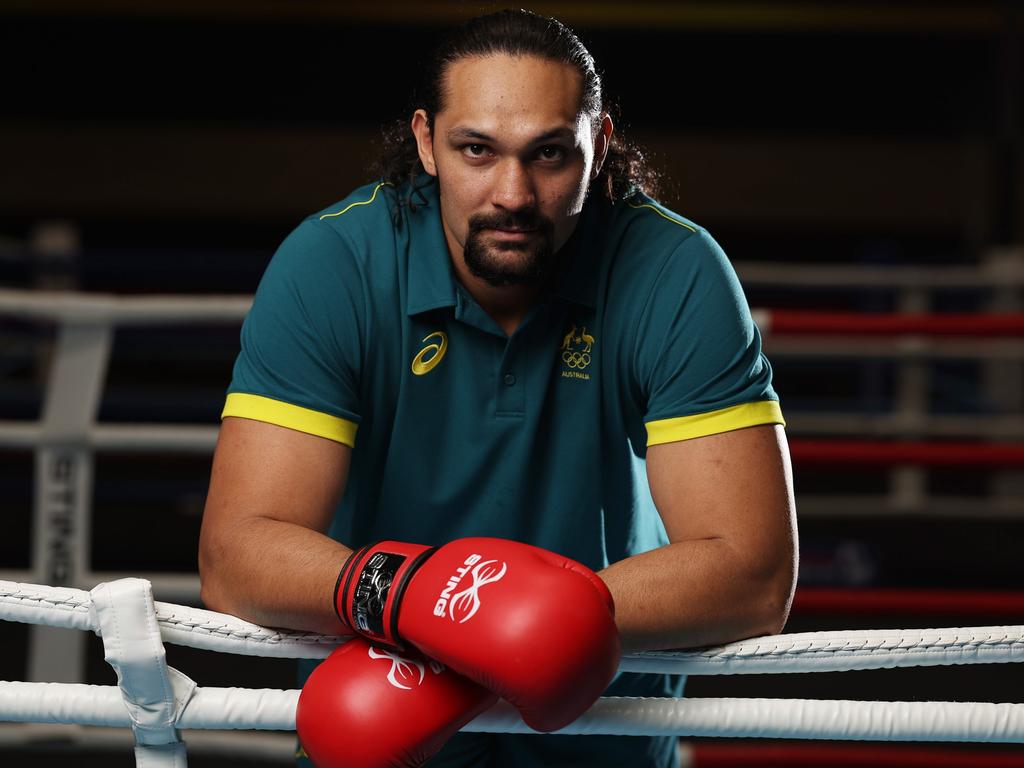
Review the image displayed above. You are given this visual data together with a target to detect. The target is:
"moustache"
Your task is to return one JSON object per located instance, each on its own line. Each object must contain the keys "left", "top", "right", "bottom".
{"left": 468, "top": 211, "right": 554, "bottom": 236}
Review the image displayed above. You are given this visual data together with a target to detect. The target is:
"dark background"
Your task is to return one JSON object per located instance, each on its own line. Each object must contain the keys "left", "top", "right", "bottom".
{"left": 1, "top": 1, "right": 1022, "bottom": 765}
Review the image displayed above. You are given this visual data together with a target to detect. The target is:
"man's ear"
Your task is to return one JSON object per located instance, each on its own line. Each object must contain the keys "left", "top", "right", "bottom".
{"left": 591, "top": 112, "right": 614, "bottom": 179}
{"left": 411, "top": 109, "right": 438, "bottom": 177}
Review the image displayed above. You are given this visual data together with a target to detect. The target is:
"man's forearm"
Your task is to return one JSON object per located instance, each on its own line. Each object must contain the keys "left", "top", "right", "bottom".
{"left": 599, "top": 538, "right": 796, "bottom": 653}
{"left": 200, "top": 520, "right": 793, "bottom": 646}
{"left": 199, "top": 516, "right": 352, "bottom": 636}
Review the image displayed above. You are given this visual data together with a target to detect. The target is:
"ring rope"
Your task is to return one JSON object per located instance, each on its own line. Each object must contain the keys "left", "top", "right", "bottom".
{"left": 467, "top": 698, "right": 1024, "bottom": 742}
{"left": 4, "top": 288, "right": 1023, "bottom": 337}
{"left": 759, "top": 310, "right": 1024, "bottom": 337}
{"left": 3, "top": 580, "right": 1023, "bottom": 674}
{"left": 794, "top": 588, "right": 1024, "bottom": 617}
{"left": 0, "top": 580, "right": 342, "bottom": 658}
{"left": 1, "top": 682, "right": 1022, "bottom": 743}
{"left": 1, "top": 578, "right": 1022, "bottom": 746}
{"left": 789, "top": 440, "right": 1024, "bottom": 467}
{"left": 0, "top": 681, "right": 298, "bottom": 731}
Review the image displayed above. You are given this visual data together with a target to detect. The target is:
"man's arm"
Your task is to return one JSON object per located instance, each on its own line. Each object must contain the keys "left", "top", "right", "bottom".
{"left": 198, "top": 416, "right": 353, "bottom": 635}
{"left": 599, "top": 424, "right": 797, "bottom": 652}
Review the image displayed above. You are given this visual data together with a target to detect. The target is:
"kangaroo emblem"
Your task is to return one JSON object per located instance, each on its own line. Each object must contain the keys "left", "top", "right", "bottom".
{"left": 560, "top": 325, "right": 576, "bottom": 351}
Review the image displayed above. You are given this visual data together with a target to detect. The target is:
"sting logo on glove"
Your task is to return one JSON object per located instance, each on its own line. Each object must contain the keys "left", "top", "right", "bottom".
{"left": 367, "top": 645, "right": 445, "bottom": 690}
{"left": 435, "top": 557, "right": 508, "bottom": 623}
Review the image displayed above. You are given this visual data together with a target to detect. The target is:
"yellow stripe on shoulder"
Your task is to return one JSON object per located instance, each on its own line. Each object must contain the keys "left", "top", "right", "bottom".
{"left": 646, "top": 401, "right": 785, "bottom": 446}
{"left": 318, "top": 182, "right": 392, "bottom": 221}
{"left": 222, "top": 393, "right": 358, "bottom": 447}
{"left": 627, "top": 200, "right": 698, "bottom": 232}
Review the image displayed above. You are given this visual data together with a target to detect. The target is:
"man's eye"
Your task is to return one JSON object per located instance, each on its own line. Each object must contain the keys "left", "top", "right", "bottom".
{"left": 463, "top": 144, "right": 488, "bottom": 157}
{"left": 538, "top": 146, "right": 566, "bottom": 161}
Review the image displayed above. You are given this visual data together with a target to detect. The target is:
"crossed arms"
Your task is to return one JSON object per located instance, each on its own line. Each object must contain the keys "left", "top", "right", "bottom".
{"left": 199, "top": 416, "right": 797, "bottom": 652}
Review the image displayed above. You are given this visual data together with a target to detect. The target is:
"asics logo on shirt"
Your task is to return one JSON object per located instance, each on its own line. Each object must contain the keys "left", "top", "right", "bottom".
{"left": 411, "top": 331, "right": 448, "bottom": 375}
{"left": 433, "top": 554, "right": 508, "bottom": 623}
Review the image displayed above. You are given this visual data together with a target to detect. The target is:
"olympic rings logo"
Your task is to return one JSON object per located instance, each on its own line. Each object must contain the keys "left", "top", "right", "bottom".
{"left": 561, "top": 350, "right": 591, "bottom": 369}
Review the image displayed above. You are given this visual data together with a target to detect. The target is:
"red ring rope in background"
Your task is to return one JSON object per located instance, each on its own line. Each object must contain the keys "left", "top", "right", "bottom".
{"left": 788, "top": 440, "right": 1024, "bottom": 467}
{"left": 761, "top": 310, "right": 1024, "bottom": 337}
{"left": 689, "top": 743, "right": 1024, "bottom": 767}
{"left": 793, "top": 588, "right": 1024, "bottom": 617}
{"left": 729, "top": 308, "right": 1024, "bottom": 760}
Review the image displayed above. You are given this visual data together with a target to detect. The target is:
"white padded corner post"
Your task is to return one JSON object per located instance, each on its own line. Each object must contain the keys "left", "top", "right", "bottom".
{"left": 90, "top": 578, "right": 197, "bottom": 767}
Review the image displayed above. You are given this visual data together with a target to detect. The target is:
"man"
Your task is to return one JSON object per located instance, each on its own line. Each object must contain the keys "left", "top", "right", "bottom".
{"left": 199, "top": 9, "right": 797, "bottom": 768}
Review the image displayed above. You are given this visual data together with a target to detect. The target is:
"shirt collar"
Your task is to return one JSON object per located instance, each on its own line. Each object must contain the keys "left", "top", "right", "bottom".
{"left": 405, "top": 179, "right": 459, "bottom": 317}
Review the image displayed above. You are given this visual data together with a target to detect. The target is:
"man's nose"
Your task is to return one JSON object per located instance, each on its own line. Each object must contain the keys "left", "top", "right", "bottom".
{"left": 492, "top": 159, "right": 536, "bottom": 211}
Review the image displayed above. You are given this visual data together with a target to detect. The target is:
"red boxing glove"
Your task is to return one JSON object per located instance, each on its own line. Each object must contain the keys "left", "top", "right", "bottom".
{"left": 335, "top": 537, "right": 620, "bottom": 732}
{"left": 296, "top": 638, "right": 497, "bottom": 768}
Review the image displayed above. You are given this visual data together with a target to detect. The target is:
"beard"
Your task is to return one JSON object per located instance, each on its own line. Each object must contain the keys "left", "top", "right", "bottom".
{"left": 462, "top": 209, "right": 556, "bottom": 288}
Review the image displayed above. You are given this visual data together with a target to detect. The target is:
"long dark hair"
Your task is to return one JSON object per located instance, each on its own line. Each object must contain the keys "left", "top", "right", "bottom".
{"left": 372, "top": 9, "right": 663, "bottom": 211}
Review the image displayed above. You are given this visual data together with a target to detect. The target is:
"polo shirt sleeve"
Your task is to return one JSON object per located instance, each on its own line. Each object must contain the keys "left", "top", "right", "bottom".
{"left": 222, "top": 219, "right": 364, "bottom": 448}
{"left": 637, "top": 228, "right": 784, "bottom": 446}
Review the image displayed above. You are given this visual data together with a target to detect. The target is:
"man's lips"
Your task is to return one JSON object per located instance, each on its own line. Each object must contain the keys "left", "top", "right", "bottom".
{"left": 484, "top": 227, "right": 538, "bottom": 239}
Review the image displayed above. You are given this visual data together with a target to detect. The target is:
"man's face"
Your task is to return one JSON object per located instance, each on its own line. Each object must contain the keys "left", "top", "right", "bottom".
{"left": 413, "top": 54, "right": 602, "bottom": 287}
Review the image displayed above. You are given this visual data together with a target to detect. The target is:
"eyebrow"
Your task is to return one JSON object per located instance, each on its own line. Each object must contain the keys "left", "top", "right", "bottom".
{"left": 446, "top": 126, "right": 577, "bottom": 144}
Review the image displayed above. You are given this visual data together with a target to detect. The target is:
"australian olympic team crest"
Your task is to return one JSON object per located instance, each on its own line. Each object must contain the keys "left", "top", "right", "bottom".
{"left": 559, "top": 323, "right": 595, "bottom": 381}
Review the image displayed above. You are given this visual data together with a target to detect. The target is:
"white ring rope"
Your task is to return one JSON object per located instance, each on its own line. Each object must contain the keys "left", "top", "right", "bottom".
{"left": 0, "top": 287, "right": 252, "bottom": 324}
{"left": 467, "top": 698, "right": 1024, "bottom": 742}
{"left": 0, "top": 580, "right": 342, "bottom": 658}
{"left": 622, "top": 625, "right": 1024, "bottom": 675}
{"left": 1, "top": 682, "right": 1022, "bottom": 743}
{"left": 3, "top": 580, "right": 1022, "bottom": 673}
{"left": 2, "top": 579, "right": 1023, "bottom": 746}
{"left": 0, "top": 682, "right": 299, "bottom": 731}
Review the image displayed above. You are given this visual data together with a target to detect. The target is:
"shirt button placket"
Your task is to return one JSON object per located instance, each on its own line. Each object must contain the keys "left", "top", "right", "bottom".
{"left": 496, "top": 345, "right": 524, "bottom": 416}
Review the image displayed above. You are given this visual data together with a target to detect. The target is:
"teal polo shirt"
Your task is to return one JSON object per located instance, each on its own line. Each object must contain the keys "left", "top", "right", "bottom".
{"left": 223, "top": 177, "right": 783, "bottom": 768}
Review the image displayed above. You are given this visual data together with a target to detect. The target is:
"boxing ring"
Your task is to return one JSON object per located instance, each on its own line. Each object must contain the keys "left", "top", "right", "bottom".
{"left": 1, "top": 261, "right": 1023, "bottom": 765}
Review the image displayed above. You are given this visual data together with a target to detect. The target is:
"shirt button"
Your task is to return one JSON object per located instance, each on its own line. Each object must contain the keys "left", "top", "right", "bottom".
{"left": 503, "top": 373, "right": 517, "bottom": 386}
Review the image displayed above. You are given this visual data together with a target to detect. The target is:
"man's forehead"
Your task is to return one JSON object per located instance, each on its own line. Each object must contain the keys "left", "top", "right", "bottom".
{"left": 436, "top": 53, "right": 586, "bottom": 129}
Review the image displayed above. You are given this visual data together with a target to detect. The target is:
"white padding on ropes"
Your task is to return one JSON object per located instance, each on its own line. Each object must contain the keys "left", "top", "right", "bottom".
{"left": 620, "top": 625, "right": 1024, "bottom": 675}
{"left": 467, "top": 697, "right": 1024, "bottom": 743}
{"left": 0, "top": 580, "right": 345, "bottom": 659}
{"left": 3, "top": 580, "right": 1023, "bottom": 674}
{"left": 0, "top": 682, "right": 299, "bottom": 731}
{"left": 2, "top": 682, "right": 1022, "bottom": 743}
{"left": 91, "top": 579, "right": 193, "bottom": 767}
{"left": 153, "top": 601, "right": 342, "bottom": 659}
{"left": 0, "top": 581, "right": 95, "bottom": 632}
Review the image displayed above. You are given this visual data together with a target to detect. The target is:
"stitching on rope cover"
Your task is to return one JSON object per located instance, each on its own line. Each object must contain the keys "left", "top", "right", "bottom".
{"left": 4, "top": 580, "right": 1023, "bottom": 671}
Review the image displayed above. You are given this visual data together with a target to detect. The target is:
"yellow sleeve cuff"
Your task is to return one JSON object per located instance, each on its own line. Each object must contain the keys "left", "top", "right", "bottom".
{"left": 221, "top": 392, "right": 358, "bottom": 447}
{"left": 645, "top": 400, "right": 785, "bottom": 446}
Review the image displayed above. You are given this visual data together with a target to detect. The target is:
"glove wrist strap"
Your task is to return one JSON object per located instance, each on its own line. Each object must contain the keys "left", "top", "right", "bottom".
{"left": 335, "top": 541, "right": 436, "bottom": 649}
